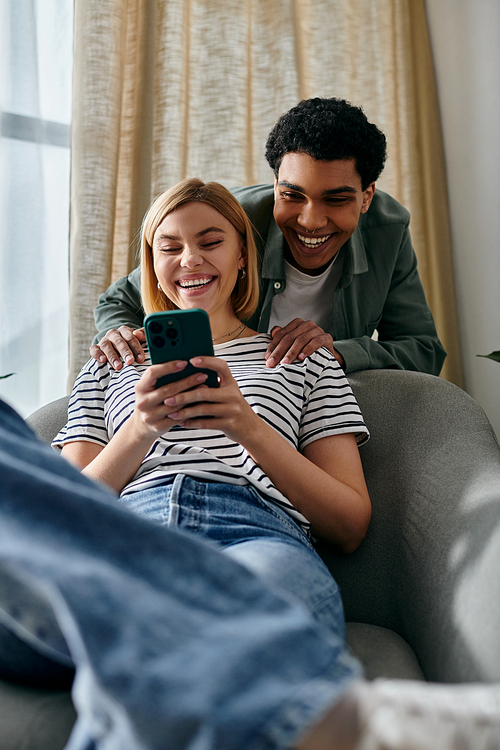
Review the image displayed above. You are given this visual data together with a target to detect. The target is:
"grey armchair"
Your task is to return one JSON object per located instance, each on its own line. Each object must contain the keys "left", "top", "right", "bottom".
{"left": 1, "top": 369, "right": 499, "bottom": 749}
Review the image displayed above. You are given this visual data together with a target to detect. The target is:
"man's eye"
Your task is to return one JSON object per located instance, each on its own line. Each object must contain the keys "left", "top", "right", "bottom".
{"left": 326, "top": 196, "right": 349, "bottom": 204}
{"left": 281, "top": 192, "right": 303, "bottom": 201}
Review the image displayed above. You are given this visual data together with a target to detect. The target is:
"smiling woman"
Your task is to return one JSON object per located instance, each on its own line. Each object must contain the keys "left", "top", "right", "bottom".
{"left": 54, "top": 178, "right": 371, "bottom": 658}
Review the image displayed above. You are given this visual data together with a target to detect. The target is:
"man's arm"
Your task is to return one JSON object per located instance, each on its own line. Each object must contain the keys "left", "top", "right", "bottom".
{"left": 90, "top": 267, "right": 146, "bottom": 369}
{"left": 93, "top": 266, "right": 144, "bottom": 344}
{"left": 333, "top": 227, "right": 446, "bottom": 376}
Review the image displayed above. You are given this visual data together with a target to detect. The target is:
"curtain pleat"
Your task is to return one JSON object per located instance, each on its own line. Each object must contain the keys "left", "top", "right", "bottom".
{"left": 69, "top": 0, "right": 462, "bottom": 386}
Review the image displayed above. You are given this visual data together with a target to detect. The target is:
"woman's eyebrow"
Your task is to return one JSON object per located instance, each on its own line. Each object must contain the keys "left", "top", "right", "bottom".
{"left": 156, "top": 227, "right": 225, "bottom": 241}
{"left": 196, "top": 226, "right": 225, "bottom": 237}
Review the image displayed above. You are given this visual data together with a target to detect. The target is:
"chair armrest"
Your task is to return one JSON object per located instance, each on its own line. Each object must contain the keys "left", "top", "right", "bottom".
{"left": 26, "top": 396, "right": 70, "bottom": 445}
{"left": 318, "top": 370, "right": 500, "bottom": 683}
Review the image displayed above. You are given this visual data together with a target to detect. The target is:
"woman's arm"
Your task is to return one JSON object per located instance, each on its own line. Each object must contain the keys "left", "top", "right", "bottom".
{"left": 61, "top": 362, "right": 211, "bottom": 493}
{"left": 243, "top": 425, "right": 370, "bottom": 552}
{"left": 165, "top": 356, "right": 371, "bottom": 552}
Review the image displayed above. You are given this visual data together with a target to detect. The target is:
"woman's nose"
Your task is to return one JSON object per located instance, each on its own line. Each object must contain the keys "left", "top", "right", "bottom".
{"left": 180, "top": 246, "right": 203, "bottom": 268}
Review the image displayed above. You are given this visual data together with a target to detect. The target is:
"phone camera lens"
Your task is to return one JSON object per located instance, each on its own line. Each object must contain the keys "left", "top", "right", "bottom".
{"left": 166, "top": 328, "right": 178, "bottom": 340}
{"left": 150, "top": 321, "right": 163, "bottom": 334}
{"left": 152, "top": 335, "right": 165, "bottom": 348}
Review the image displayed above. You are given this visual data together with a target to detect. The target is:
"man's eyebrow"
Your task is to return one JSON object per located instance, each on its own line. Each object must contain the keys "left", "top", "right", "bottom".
{"left": 277, "top": 181, "right": 304, "bottom": 192}
{"left": 323, "top": 186, "right": 358, "bottom": 196}
{"left": 277, "top": 180, "right": 357, "bottom": 195}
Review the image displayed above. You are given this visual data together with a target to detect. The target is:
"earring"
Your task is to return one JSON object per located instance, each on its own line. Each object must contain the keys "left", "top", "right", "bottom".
{"left": 238, "top": 268, "right": 246, "bottom": 279}
{"left": 157, "top": 282, "right": 162, "bottom": 291}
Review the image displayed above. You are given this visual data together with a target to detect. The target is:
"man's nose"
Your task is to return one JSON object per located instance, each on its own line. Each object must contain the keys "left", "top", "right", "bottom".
{"left": 297, "top": 202, "right": 328, "bottom": 231}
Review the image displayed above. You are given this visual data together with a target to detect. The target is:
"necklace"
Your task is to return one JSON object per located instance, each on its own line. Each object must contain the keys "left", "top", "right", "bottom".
{"left": 212, "top": 323, "right": 246, "bottom": 342}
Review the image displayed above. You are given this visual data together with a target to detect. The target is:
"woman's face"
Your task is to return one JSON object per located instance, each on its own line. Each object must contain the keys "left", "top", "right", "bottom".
{"left": 152, "top": 201, "right": 246, "bottom": 321}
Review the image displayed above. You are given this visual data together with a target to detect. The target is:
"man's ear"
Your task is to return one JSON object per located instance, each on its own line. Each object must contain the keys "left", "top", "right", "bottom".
{"left": 360, "top": 183, "right": 376, "bottom": 214}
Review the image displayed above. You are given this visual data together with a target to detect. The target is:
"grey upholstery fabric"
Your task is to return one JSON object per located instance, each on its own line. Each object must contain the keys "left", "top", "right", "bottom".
{"left": 26, "top": 395, "right": 71, "bottom": 446}
{"left": 319, "top": 370, "right": 500, "bottom": 684}
{"left": 0, "top": 679, "right": 76, "bottom": 750}
{"left": 9, "top": 369, "right": 499, "bottom": 748}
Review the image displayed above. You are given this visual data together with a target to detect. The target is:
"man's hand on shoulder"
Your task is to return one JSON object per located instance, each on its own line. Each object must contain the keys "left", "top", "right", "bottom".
{"left": 90, "top": 326, "right": 146, "bottom": 370}
{"left": 265, "top": 319, "right": 345, "bottom": 369}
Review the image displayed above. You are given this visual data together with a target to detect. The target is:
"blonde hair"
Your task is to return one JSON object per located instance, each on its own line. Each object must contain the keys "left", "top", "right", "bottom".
{"left": 140, "top": 178, "right": 260, "bottom": 320}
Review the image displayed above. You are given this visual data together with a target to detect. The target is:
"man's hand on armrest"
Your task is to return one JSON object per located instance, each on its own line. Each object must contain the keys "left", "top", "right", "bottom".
{"left": 90, "top": 326, "right": 146, "bottom": 370}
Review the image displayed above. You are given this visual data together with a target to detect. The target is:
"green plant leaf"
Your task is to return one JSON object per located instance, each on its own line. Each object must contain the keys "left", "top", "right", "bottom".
{"left": 0, "top": 373, "right": 15, "bottom": 380}
{"left": 477, "top": 351, "right": 500, "bottom": 363}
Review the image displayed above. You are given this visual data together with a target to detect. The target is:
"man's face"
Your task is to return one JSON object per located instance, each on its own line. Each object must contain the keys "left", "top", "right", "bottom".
{"left": 273, "top": 152, "right": 375, "bottom": 274}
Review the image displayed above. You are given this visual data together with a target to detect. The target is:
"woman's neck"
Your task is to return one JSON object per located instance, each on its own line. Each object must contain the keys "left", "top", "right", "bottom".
{"left": 208, "top": 310, "right": 258, "bottom": 344}
{"left": 211, "top": 318, "right": 246, "bottom": 343}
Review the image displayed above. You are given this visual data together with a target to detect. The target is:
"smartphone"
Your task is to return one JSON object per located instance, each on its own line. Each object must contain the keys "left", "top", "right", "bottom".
{"left": 144, "top": 309, "right": 219, "bottom": 389}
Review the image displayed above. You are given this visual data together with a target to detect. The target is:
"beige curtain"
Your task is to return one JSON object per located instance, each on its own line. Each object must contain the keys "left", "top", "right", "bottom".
{"left": 70, "top": 0, "right": 462, "bottom": 386}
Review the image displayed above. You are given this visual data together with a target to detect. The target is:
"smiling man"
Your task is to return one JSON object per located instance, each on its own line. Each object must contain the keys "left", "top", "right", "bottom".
{"left": 91, "top": 97, "right": 446, "bottom": 376}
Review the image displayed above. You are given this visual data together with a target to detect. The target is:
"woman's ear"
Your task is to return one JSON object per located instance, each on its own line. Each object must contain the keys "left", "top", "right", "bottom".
{"left": 238, "top": 241, "right": 247, "bottom": 270}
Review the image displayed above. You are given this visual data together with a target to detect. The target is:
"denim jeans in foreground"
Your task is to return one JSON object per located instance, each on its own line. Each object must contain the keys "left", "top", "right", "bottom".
{"left": 0, "top": 399, "right": 360, "bottom": 750}
{"left": 123, "top": 477, "right": 347, "bottom": 639}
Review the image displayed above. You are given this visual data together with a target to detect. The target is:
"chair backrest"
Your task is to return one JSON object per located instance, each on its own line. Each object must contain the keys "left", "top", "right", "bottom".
{"left": 27, "top": 370, "right": 500, "bottom": 683}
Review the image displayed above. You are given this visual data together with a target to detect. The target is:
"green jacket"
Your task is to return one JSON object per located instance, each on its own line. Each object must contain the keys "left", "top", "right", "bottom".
{"left": 94, "top": 184, "right": 446, "bottom": 375}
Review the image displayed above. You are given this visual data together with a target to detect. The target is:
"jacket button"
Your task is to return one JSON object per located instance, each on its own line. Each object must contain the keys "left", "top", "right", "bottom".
{"left": 274, "top": 281, "right": 281, "bottom": 290}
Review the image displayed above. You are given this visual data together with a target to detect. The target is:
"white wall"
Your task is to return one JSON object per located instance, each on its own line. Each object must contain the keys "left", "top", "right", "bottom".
{"left": 425, "top": 0, "right": 500, "bottom": 440}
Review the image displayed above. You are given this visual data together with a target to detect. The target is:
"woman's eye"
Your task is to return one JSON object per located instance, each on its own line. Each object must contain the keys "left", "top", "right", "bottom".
{"left": 159, "top": 246, "right": 180, "bottom": 253}
{"left": 202, "top": 240, "right": 222, "bottom": 248}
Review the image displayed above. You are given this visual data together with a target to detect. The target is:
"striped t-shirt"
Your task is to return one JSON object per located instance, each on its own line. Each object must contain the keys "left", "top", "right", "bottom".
{"left": 53, "top": 334, "right": 369, "bottom": 531}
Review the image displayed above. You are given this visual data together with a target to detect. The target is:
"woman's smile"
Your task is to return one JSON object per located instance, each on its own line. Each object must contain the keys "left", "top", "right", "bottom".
{"left": 175, "top": 274, "right": 218, "bottom": 293}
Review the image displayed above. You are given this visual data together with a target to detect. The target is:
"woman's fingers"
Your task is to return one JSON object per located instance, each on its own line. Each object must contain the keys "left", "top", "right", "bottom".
{"left": 135, "top": 362, "right": 211, "bottom": 429}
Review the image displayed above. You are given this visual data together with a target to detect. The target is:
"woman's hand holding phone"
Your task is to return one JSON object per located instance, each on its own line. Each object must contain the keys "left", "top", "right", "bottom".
{"left": 131, "top": 360, "right": 211, "bottom": 439}
{"left": 137, "top": 309, "right": 260, "bottom": 443}
{"left": 158, "top": 356, "right": 260, "bottom": 445}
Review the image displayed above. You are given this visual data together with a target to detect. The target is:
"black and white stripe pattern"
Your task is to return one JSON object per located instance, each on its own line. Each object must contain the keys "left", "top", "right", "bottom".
{"left": 53, "top": 334, "right": 368, "bottom": 530}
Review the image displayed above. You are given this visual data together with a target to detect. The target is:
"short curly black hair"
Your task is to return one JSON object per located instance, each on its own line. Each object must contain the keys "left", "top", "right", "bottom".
{"left": 265, "top": 97, "right": 387, "bottom": 190}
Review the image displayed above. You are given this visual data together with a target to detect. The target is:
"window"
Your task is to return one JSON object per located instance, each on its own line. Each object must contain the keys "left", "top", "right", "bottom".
{"left": 0, "top": 0, "right": 73, "bottom": 417}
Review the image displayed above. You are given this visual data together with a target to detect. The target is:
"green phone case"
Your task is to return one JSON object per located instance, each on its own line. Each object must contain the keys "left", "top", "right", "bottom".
{"left": 144, "top": 309, "right": 219, "bottom": 389}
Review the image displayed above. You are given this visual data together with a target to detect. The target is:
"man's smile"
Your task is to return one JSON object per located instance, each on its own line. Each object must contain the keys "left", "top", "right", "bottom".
{"left": 289, "top": 228, "right": 339, "bottom": 260}
{"left": 296, "top": 232, "right": 332, "bottom": 247}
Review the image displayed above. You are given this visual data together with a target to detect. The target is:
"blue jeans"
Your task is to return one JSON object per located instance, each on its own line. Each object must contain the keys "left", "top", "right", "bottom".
{"left": 0, "top": 399, "right": 360, "bottom": 750}
{"left": 122, "top": 477, "right": 346, "bottom": 639}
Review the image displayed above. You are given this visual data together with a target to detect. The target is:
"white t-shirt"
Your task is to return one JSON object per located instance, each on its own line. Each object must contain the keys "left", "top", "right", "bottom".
{"left": 268, "top": 248, "right": 345, "bottom": 333}
{"left": 53, "top": 334, "right": 368, "bottom": 532}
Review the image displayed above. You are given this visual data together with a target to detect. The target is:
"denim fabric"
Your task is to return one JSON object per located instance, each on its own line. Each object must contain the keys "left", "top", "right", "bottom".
{"left": 122, "top": 478, "right": 346, "bottom": 639}
{"left": 0, "top": 398, "right": 360, "bottom": 750}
